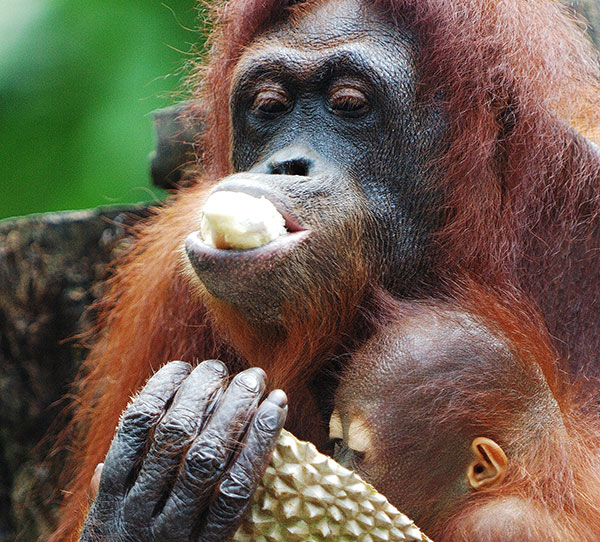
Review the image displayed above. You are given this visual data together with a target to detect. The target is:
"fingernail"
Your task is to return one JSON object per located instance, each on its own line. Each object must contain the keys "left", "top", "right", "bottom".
{"left": 267, "top": 389, "right": 287, "bottom": 408}
{"left": 237, "top": 369, "right": 264, "bottom": 391}
{"left": 202, "top": 359, "right": 228, "bottom": 376}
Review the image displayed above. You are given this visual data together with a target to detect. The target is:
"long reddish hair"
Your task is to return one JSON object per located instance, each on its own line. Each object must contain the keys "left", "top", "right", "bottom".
{"left": 442, "top": 291, "right": 600, "bottom": 542}
{"left": 52, "top": 0, "right": 600, "bottom": 540}
{"left": 359, "top": 287, "right": 600, "bottom": 541}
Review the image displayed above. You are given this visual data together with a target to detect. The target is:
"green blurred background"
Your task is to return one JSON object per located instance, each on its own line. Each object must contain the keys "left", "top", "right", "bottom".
{"left": 0, "top": 0, "right": 200, "bottom": 220}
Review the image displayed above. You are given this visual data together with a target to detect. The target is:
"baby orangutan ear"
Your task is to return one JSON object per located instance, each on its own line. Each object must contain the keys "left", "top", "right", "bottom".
{"left": 467, "top": 437, "right": 508, "bottom": 490}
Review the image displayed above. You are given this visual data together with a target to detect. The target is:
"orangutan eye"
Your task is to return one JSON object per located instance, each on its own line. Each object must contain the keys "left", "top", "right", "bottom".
{"left": 351, "top": 448, "right": 366, "bottom": 465}
{"left": 252, "top": 87, "right": 293, "bottom": 118}
{"left": 328, "top": 85, "right": 370, "bottom": 117}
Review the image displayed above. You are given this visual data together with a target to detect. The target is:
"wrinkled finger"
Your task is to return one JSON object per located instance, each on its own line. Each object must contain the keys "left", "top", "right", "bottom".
{"left": 125, "top": 360, "right": 228, "bottom": 519}
{"left": 153, "top": 368, "right": 267, "bottom": 538}
{"left": 100, "top": 361, "right": 192, "bottom": 496}
{"left": 199, "top": 390, "right": 288, "bottom": 542}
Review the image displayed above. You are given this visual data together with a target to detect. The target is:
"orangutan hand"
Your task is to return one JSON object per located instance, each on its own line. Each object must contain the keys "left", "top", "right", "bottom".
{"left": 80, "top": 360, "right": 287, "bottom": 542}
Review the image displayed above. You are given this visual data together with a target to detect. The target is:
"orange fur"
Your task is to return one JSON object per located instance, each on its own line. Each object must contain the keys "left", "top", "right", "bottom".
{"left": 355, "top": 290, "right": 600, "bottom": 541}
{"left": 52, "top": 0, "right": 600, "bottom": 540}
{"left": 440, "top": 297, "right": 600, "bottom": 542}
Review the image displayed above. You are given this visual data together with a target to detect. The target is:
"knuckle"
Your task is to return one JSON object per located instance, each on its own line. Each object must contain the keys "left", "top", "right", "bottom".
{"left": 119, "top": 405, "right": 161, "bottom": 437}
{"left": 254, "top": 408, "right": 282, "bottom": 434}
{"left": 127, "top": 397, "right": 164, "bottom": 422}
{"left": 221, "top": 469, "right": 255, "bottom": 499}
{"left": 154, "top": 411, "right": 198, "bottom": 443}
{"left": 185, "top": 437, "right": 227, "bottom": 481}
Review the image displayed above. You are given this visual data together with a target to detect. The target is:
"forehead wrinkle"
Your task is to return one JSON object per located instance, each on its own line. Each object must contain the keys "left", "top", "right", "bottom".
{"left": 248, "top": 15, "right": 413, "bottom": 56}
{"left": 280, "top": 0, "right": 403, "bottom": 45}
{"left": 232, "top": 38, "right": 414, "bottom": 92}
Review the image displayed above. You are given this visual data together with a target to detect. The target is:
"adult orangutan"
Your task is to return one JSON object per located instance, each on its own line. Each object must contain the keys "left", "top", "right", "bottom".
{"left": 53, "top": 0, "right": 600, "bottom": 540}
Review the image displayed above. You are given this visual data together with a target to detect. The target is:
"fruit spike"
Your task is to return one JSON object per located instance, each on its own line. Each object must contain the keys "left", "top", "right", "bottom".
{"left": 234, "top": 430, "right": 434, "bottom": 542}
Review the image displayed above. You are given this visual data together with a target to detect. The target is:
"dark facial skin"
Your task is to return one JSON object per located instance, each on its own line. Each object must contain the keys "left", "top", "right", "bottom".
{"left": 186, "top": 0, "right": 446, "bottom": 322}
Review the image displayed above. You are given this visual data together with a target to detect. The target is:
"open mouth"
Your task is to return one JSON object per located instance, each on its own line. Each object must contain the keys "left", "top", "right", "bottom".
{"left": 210, "top": 183, "right": 306, "bottom": 237}
{"left": 184, "top": 182, "right": 310, "bottom": 269}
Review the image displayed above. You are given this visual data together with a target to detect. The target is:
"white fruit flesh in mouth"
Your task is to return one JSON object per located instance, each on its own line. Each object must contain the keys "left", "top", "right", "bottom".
{"left": 200, "top": 191, "right": 287, "bottom": 250}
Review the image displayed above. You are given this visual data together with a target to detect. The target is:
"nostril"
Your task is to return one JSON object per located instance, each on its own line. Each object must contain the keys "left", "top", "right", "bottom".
{"left": 270, "top": 158, "right": 311, "bottom": 176}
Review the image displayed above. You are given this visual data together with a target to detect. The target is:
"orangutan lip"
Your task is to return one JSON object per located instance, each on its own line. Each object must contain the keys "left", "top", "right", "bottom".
{"left": 185, "top": 228, "right": 310, "bottom": 268}
{"left": 186, "top": 179, "right": 311, "bottom": 267}
{"left": 210, "top": 182, "right": 306, "bottom": 234}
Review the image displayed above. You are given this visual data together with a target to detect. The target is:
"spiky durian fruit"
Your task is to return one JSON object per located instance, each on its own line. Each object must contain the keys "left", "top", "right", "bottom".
{"left": 234, "top": 430, "right": 433, "bottom": 542}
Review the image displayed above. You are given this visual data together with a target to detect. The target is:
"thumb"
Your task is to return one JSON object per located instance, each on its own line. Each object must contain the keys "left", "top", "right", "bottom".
{"left": 89, "top": 463, "right": 104, "bottom": 501}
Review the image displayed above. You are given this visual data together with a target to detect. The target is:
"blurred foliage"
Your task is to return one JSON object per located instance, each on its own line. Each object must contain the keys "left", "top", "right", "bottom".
{"left": 0, "top": 0, "right": 200, "bottom": 220}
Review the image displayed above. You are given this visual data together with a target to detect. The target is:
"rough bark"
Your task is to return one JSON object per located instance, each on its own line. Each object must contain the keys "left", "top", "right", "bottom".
{"left": 0, "top": 206, "right": 150, "bottom": 542}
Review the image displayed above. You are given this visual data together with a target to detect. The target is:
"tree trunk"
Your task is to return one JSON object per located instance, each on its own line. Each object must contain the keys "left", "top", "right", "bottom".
{"left": 0, "top": 206, "right": 150, "bottom": 542}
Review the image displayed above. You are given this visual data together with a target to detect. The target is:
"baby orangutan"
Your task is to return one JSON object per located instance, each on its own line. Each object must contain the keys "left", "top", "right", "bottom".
{"left": 331, "top": 299, "right": 600, "bottom": 542}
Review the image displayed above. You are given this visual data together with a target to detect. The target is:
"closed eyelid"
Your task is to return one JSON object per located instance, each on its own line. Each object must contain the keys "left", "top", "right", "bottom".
{"left": 231, "top": 44, "right": 387, "bottom": 98}
{"left": 347, "top": 415, "right": 372, "bottom": 453}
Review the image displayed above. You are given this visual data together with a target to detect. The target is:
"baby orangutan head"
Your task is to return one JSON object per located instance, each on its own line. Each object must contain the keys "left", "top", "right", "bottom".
{"left": 330, "top": 301, "right": 591, "bottom": 541}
